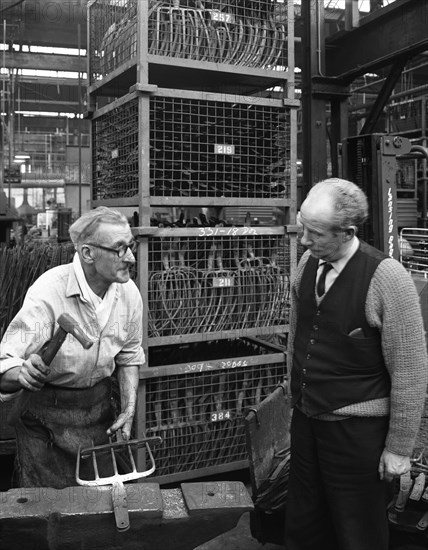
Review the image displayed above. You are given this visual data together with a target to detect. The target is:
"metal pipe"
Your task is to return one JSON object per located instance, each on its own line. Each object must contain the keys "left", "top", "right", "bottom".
{"left": 1, "top": 19, "right": 5, "bottom": 203}
{"left": 77, "top": 23, "right": 82, "bottom": 217}
{"left": 315, "top": 0, "right": 325, "bottom": 78}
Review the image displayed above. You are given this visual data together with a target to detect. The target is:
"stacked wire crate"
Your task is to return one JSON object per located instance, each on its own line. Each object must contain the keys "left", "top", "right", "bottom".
{"left": 87, "top": 0, "right": 298, "bottom": 483}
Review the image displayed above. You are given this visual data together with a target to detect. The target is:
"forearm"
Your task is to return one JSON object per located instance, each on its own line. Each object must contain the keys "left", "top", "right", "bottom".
{"left": 117, "top": 365, "right": 139, "bottom": 417}
{"left": 367, "top": 261, "right": 428, "bottom": 454}
{"left": 106, "top": 366, "right": 139, "bottom": 439}
{"left": 0, "top": 367, "right": 23, "bottom": 393}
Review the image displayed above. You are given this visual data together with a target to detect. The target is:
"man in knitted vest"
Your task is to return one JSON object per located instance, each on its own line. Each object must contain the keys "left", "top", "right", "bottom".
{"left": 285, "top": 178, "right": 428, "bottom": 550}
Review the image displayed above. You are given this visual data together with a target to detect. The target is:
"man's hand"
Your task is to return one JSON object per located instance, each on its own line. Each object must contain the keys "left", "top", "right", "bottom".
{"left": 107, "top": 408, "right": 135, "bottom": 441}
{"left": 378, "top": 448, "right": 411, "bottom": 482}
{"left": 18, "top": 354, "right": 50, "bottom": 391}
{"left": 0, "top": 354, "right": 50, "bottom": 393}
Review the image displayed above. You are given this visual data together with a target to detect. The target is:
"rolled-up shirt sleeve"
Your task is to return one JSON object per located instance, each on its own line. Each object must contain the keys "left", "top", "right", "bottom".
{"left": 0, "top": 350, "right": 24, "bottom": 401}
{"left": 0, "top": 295, "right": 53, "bottom": 401}
{"left": 114, "top": 290, "right": 145, "bottom": 368}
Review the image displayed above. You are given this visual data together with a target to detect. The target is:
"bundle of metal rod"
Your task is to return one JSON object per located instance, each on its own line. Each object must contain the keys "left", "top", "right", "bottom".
{"left": 148, "top": 236, "right": 203, "bottom": 337}
{"left": 147, "top": 234, "right": 289, "bottom": 338}
{"left": 0, "top": 243, "right": 75, "bottom": 340}
{"left": 147, "top": 0, "right": 287, "bottom": 69}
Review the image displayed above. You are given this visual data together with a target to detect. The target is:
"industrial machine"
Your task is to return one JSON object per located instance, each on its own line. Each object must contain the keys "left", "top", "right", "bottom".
{"left": 340, "top": 133, "right": 412, "bottom": 259}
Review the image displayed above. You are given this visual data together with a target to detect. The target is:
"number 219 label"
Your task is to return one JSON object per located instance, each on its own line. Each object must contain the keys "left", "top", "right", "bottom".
{"left": 215, "top": 144, "right": 235, "bottom": 155}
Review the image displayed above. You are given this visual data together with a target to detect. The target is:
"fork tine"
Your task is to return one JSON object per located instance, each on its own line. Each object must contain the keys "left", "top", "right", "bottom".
{"left": 109, "top": 436, "right": 119, "bottom": 475}
{"left": 127, "top": 442, "right": 138, "bottom": 473}
{"left": 76, "top": 445, "right": 82, "bottom": 482}
{"left": 91, "top": 440, "right": 100, "bottom": 480}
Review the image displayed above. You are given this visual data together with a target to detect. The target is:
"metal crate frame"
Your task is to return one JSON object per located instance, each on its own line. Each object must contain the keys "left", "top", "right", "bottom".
{"left": 91, "top": 88, "right": 297, "bottom": 208}
{"left": 133, "top": 225, "right": 295, "bottom": 347}
{"left": 135, "top": 338, "right": 286, "bottom": 484}
{"left": 88, "top": 0, "right": 293, "bottom": 94}
{"left": 87, "top": 0, "right": 298, "bottom": 483}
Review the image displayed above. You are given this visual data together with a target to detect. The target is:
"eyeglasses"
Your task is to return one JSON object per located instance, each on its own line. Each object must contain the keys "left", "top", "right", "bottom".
{"left": 85, "top": 240, "right": 138, "bottom": 258}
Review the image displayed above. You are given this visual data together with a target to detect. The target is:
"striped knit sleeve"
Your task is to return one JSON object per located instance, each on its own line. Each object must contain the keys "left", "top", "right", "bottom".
{"left": 366, "top": 259, "right": 428, "bottom": 456}
{"left": 287, "top": 251, "right": 311, "bottom": 384}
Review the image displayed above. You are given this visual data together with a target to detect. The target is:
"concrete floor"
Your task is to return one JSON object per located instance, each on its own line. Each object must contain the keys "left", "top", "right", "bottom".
{"left": 194, "top": 513, "right": 283, "bottom": 550}
{"left": 194, "top": 512, "right": 428, "bottom": 550}
{"left": 1, "top": 455, "right": 427, "bottom": 550}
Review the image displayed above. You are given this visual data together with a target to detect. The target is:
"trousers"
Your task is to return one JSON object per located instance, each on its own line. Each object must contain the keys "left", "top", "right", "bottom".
{"left": 285, "top": 408, "right": 391, "bottom": 550}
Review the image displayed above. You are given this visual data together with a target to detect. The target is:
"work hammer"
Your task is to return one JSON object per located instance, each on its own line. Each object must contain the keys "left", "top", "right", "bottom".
{"left": 8, "top": 312, "right": 94, "bottom": 426}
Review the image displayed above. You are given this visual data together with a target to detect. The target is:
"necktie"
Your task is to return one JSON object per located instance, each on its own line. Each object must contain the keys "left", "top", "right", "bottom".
{"left": 317, "top": 262, "right": 333, "bottom": 297}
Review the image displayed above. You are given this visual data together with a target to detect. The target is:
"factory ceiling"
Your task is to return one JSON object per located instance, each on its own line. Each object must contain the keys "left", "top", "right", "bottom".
{"left": 0, "top": 0, "right": 427, "bottom": 116}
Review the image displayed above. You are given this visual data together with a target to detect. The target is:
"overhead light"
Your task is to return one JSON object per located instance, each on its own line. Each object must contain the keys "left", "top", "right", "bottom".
{"left": 14, "top": 154, "right": 30, "bottom": 160}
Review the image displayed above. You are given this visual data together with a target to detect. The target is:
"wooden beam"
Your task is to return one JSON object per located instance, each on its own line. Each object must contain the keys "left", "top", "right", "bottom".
{"left": 3, "top": 52, "right": 86, "bottom": 73}
{"left": 326, "top": 0, "right": 428, "bottom": 81}
{"left": 17, "top": 100, "right": 80, "bottom": 112}
{"left": 11, "top": 76, "right": 81, "bottom": 87}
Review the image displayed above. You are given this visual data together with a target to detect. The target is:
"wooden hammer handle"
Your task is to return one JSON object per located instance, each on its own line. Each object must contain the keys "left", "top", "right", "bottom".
{"left": 38, "top": 326, "right": 68, "bottom": 366}
{"left": 7, "top": 326, "right": 68, "bottom": 427}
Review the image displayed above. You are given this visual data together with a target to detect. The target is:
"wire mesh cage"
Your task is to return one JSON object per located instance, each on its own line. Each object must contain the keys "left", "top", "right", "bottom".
{"left": 146, "top": 229, "right": 290, "bottom": 342}
{"left": 92, "top": 92, "right": 291, "bottom": 201}
{"left": 89, "top": 0, "right": 289, "bottom": 85}
{"left": 150, "top": 94, "right": 291, "bottom": 199}
{"left": 92, "top": 96, "right": 139, "bottom": 200}
{"left": 148, "top": 0, "right": 288, "bottom": 68}
{"left": 400, "top": 228, "right": 428, "bottom": 274}
{"left": 142, "top": 338, "right": 286, "bottom": 480}
{"left": 386, "top": 99, "right": 423, "bottom": 133}
{"left": 89, "top": 0, "right": 138, "bottom": 84}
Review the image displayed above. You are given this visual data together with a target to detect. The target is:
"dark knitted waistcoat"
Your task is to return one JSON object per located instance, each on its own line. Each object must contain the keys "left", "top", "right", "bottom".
{"left": 291, "top": 241, "right": 391, "bottom": 416}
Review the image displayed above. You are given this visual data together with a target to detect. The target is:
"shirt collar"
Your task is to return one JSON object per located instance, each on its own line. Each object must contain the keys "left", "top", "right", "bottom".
{"left": 72, "top": 252, "right": 103, "bottom": 306}
{"left": 67, "top": 253, "right": 115, "bottom": 305}
{"left": 66, "top": 254, "right": 83, "bottom": 298}
{"left": 319, "top": 236, "right": 360, "bottom": 275}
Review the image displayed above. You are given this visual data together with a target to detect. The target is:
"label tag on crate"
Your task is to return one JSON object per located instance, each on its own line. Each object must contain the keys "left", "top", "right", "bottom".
{"left": 211, "top": 410, "right": 232, "bottom": 422}
{"left": 213, "top": 276, "right": 235, "bottom": 288}
{"left": 214, "top": 144, "right": 235, "bottom": 155}
{"left": 208, "top": 11, "right": 235, "bottom": 24}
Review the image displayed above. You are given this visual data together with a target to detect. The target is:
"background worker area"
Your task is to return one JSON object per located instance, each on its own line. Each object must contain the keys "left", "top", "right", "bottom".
{"left": 285, "top": 178, "right": 428, "bottom": 550}
{"left": 0, "top": 207, "right": 144, "bottom": 489}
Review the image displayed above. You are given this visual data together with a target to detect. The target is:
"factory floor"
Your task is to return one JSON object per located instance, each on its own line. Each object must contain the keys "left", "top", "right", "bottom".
{"left": 194, "top": 511, "right": 428, "bottom": 550}
{"left": 194, "top": 512, "right": 283, "bottom": 550}
{"left": 0, "top": 455, "right": 426, "bottom": 550}
{"left": 191, "top": 469, "right": 428, "bottom": 550}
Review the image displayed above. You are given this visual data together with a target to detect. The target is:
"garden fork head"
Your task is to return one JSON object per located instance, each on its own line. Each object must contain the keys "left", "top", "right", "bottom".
{"left": 76, "top": 435, "right": 162, "bottom": 532}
